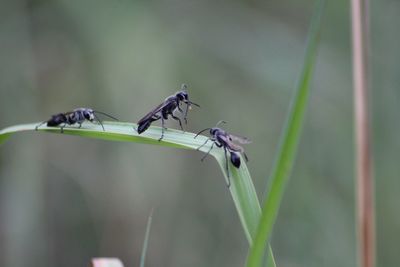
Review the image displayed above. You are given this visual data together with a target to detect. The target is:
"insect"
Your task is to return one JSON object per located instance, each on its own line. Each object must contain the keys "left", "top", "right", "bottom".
{"left": 136, "top": 84, "right": 200, "bottom": 141}
{"left": 194, "top": 121, "right": 251, "bottom": 187}
{"left": 35, "top": 108, "right": 118, "bottom": 133}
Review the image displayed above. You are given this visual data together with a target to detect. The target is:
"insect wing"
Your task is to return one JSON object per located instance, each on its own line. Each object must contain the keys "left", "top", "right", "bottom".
{"left": 62, "top": 111, "right": 74, "bottom": 116}
{"left": 72, "top": 108, "right": 86, "bottom": 113}
{"left": 228, "top": 134, "right": 252, "bottom": 144}
{"left": 219, "top": 134, "right": 245, "bottom": 153}
{"left": 137, "top": 102, "right": 166, "bottom": 124}
{"left": 62, "top": 111, "right": 76, "bottom": 120}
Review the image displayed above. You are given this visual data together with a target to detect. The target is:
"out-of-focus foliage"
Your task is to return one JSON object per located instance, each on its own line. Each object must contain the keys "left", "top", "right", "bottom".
{"left": 91, "top": 258, "right": 124, "bottom": 267}
{"left": 0, "top": 0, "right": 398, "bottom": 267}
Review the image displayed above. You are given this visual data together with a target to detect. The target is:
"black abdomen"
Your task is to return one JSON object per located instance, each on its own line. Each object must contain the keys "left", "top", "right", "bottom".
{"left": 230, "top": 152, "right": 241, "bottom": 168}
{"left": 137, "top": 120, "right": 152, "bottom": 134}
{"left": 47, "top": 113, "right": 67, "bottom": 127}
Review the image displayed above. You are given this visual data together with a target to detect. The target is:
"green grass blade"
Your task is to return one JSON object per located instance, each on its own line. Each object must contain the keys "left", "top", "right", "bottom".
{"left": 0, "top": 122, "right": 196, "bottom": 149}
{"left": 0, "top": 121, "right": 265, "bottom": 248}
{"left": 140, "top": 209, "right": 154, "bottom": 267}
{"left": 215, "top": 154, "right": 261, "bottom": 243}
{"left": 246, "top": 1, "right": 325, "bottom": 266}
{"left": 266, "top": 246, "right": 277, "bottom": 267}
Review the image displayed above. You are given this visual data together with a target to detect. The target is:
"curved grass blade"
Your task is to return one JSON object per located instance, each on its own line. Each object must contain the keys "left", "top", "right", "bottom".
{"left": 0, "top": 121, "right": 266, "bottom": 249}
{"left": 246, "top": 1, "right": 325, "bottom": 266}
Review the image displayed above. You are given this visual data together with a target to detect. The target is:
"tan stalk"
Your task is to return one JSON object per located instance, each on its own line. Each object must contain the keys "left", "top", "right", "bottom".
{"left": 351, "top": 0, "right": 375, "bottom": 267}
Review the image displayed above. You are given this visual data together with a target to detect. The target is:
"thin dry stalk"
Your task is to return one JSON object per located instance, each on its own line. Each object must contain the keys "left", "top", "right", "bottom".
{"left": 351, "top": 0, "right": 375, "bottom": 267}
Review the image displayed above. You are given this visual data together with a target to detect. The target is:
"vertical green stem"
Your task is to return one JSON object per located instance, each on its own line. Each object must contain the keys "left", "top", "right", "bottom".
{"left": 246, "top": 1, "right": 324, "bottom": 266}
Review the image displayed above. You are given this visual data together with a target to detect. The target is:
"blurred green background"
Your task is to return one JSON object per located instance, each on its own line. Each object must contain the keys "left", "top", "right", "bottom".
{"left": 0, "top": 0, "right": 399, "bottom": 266}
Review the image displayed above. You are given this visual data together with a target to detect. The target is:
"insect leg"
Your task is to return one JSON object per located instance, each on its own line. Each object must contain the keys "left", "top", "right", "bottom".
{"left": 78, "top": 122, "right": 82, "bottom": 129}
{"left": 35, "top": 121, "right": 47, "bottom": 131}
{"left": 184, "top": 103, "right": 189, "bottom": 124}
{"left": 177, "top": 105, "right": 184, "bottom": 114}
{"left": 60, "top": 123, "right": 66, "bottom": 133}
{"left": 158, "top": 117, "right": 165, "bottom": 141}
{"left": 171, "top": 115, "right": 184, "bottom": 131}
{"left": 243, "top": 152, "right": 249, "bottom": 162}
{"left": 196, "top": 138, "right": 210, "bottom": 151}
{"left": 224, "top": 147, "right": 231, "bottom": 187}
{"left": 93, "top": 113, "right": 105, "bottom": 131}
{"left": 177, "top": 105, "right": 188, "bottom": 125}
{"left": 201, "top": 142, "right": 215, "bottom": 161}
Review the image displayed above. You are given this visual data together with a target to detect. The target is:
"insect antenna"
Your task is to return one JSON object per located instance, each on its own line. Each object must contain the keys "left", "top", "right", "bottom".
{"left": 187, "top": 101, "right": 200, "bottom": 107}
{"left": 216, "top": 120, "right": 227, "bottom": 127}
{"left": 194, "top": 128, "right": 211, "bottom": 138}
{"left": 93, "top": 111, "right": 119, "bottom": 121}
{"left": 181, "top": 84, "right": 188, "bottom": 91}
{"left": 92, "top": 113, "right": 105, "bottom": 131}
{"left": 183, "top": 100, "right": 200, "bottom": 125}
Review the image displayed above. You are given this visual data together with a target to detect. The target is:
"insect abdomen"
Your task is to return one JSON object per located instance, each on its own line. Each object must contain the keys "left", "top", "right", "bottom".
{"left": 47, "top": 114, "right": 66, "bottom": 126}
{"left": 137, "top": 120, "right": 152, "bottom": 134}
{"left": 230, "top": 152, "right": 241, "bottom": 168}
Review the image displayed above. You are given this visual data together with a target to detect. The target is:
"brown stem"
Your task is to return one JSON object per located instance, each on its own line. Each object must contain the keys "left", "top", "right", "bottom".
{"left": 351, "top": 0, "right": 375, "bottom": 267}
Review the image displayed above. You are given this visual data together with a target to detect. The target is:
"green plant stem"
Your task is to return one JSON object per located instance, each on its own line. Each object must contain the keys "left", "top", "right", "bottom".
{"left": 246, "top": 1, "right": 324, "bottom": 266}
